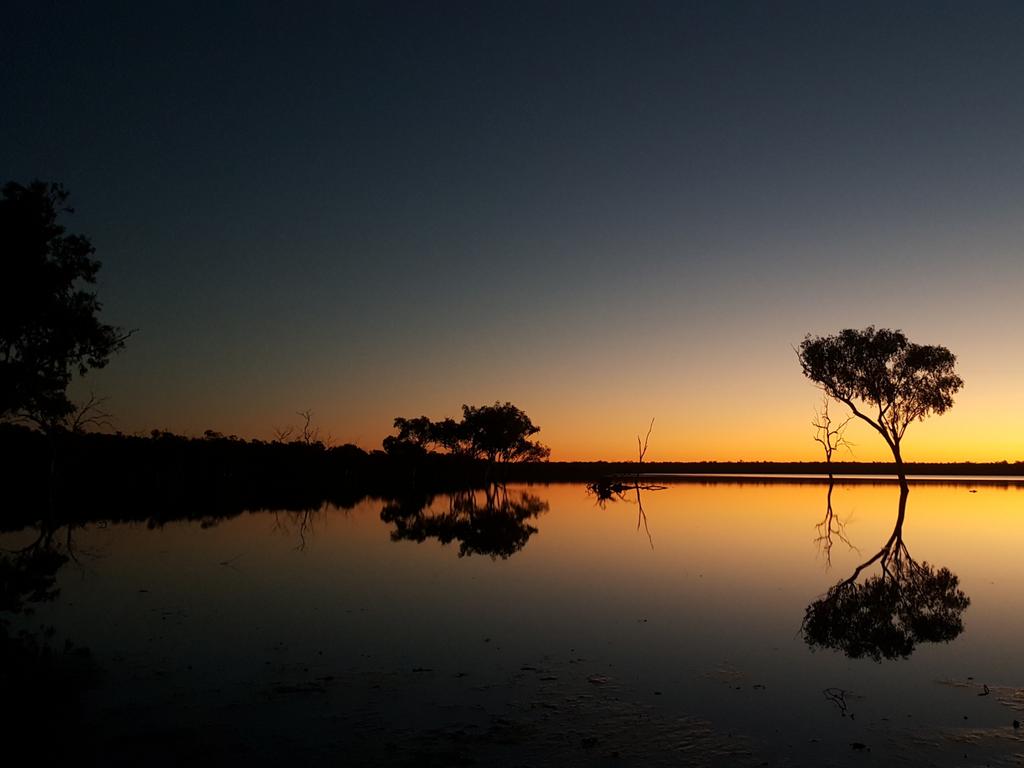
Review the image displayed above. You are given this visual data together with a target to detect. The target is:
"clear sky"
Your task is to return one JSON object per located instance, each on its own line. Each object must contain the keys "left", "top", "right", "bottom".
{"left": 4, "top": 1, "right": 1024, "bottom": 461}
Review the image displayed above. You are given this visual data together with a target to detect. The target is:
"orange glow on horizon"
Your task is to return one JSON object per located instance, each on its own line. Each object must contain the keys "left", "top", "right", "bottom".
{"left": 85, "top": 321, "right": 1024, "bottom": 464}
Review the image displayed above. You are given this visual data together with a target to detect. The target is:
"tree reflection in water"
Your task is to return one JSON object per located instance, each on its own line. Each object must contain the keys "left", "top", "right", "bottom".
{"left": 813, "top": 482, "right": 857, "bottom": 569}
{"left": 270, "top": 503, "right": 329, "bottom": 551}
{"left": 0, "top": 526, "right": 68, "bottom": 615}
{"left": 587, "top": 478, "right": 664, "bottom": 549}
{"left": 802, "top": 486, "right": 969, "bottom": 661}
{"left": 380, "top": 485, "right": 548, "bottom": 559}
{"left": 1, "top": 523, "right": 97, "bottom": 753}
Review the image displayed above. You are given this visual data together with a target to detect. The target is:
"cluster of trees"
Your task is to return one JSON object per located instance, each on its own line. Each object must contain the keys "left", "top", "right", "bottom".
{"left": 383, "top": 402, "right": 550, "bottom": 465}
{"left": 0, "top": 179, "right": 552, "bottom": 485}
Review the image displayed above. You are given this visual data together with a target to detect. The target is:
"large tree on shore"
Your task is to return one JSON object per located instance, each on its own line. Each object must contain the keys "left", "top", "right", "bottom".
{"left": 0, "top": 181, "right": 128, "bottom": 429}
{"left": 459, "top": 402, "right": 550, "bottom": 464}
{"left": 384, "top": 402, "right": 550, "bottom": 467}
{"left": 798, "top": 327, "right": 963, "bottom": 487}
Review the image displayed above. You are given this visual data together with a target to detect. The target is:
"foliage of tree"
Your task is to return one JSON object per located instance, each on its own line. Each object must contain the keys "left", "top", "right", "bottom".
{"left": 382, "top": 415, "right": 435, "bottom": 456}
{"left": 0, "top": 181, "right": 127, "bottom": 429}
{"left": 383, "top": 402, "right": 550, "bottom": 464}
{"left": 460, "top": 402, "right": 550, "bottom": 463}
{"left": 798, "top": 327, "right": 963, "bottom": 481}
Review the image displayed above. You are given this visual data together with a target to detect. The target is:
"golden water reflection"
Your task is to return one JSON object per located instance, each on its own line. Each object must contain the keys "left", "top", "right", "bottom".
{"left": 4, "top": 480, "right": 1024, "bottom": 765}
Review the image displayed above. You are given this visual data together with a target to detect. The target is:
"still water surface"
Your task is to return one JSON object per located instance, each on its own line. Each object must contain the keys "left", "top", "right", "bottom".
{"left": 6, "top": 481, "right": 1024, "bottom": 766}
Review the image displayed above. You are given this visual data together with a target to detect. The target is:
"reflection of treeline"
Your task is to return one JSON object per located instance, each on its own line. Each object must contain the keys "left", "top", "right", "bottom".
{"left": 1, "top": 528, "right": 99, "bottom": 756}
{"left": 0, "top": 424, "right": 495, "bottom": 531}
{"left": 5, "top": 425, "right": 1024, "bottom": 530}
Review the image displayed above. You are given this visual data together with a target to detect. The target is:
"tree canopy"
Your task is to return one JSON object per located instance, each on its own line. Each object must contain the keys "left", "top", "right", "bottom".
{"left": 798, "top": 327, "right": 963, "bottom": 471}
{"left": 383, "top": 402, "right": 550, "bottom": 463}
{"left": 0, "top": 181, "right": 127, "bottom": 429}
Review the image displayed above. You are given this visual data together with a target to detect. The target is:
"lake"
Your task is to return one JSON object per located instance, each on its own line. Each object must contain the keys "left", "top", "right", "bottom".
{"left": 4, "top": 480, "right": 1024, "bottom": 766}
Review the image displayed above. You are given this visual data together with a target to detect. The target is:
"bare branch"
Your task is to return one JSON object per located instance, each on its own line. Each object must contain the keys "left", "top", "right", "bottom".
{"left": 638, "top": 417, "right": 655, "bottom": 464}
{"left": 811, "top": 396, "right": 854, "bottom": 465}
{"left": 67, "top": 392, "right": 115, "bottom": 434}
{"left": 297, "top": 409, "right": 319, "bottom": 444}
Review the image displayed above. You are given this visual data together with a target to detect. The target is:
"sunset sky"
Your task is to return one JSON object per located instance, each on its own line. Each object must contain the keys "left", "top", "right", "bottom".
{"left": 4, "top": 2, "right": 1024, "bottom": 462}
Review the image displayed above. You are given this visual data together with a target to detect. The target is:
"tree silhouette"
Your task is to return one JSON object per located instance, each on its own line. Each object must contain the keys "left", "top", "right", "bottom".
{"left": 798, "top": 327, "right": 963, "bottom": 488}
{"left": 460, "top": 402, "right": 550, "bottom": 464}
{"left": 382, "top": 415, "right": 435, "bottom": 457}
{"left": 383, "top": 402, "right": 551, "bottom": 475}
{"left": 0, "top": 181, "right": 128, "bottom": 430}
{"left": 802, "top": 487, "right": 969, "bottom": 661}
{"left": 812, "top": 396, "right": 852, "bottom": 479}
{"left": 587, "top": 418, "right": 662, "bottom": 549}
{"left": 810, "top": 399, "right": 855, "bottom": 567}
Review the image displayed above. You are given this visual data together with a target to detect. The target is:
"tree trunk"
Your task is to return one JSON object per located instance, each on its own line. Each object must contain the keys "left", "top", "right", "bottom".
{"left": 45, "top": 427, "right": 59, "bottom": 515}
{"left": 891, "top": 440, "right": 908, "bottom": 492}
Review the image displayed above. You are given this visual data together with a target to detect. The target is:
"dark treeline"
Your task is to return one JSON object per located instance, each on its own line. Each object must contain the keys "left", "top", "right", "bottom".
{"left": 4, "top": 423, "right": 1023, "bottom": 533}
{"left": 0, "top": 424, "right": 495, "bottom": 532}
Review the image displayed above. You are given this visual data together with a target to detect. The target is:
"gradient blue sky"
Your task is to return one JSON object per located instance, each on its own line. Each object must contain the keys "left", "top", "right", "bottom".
{"left": 4, "top": 1, "right": 1024, "bottom": 460}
